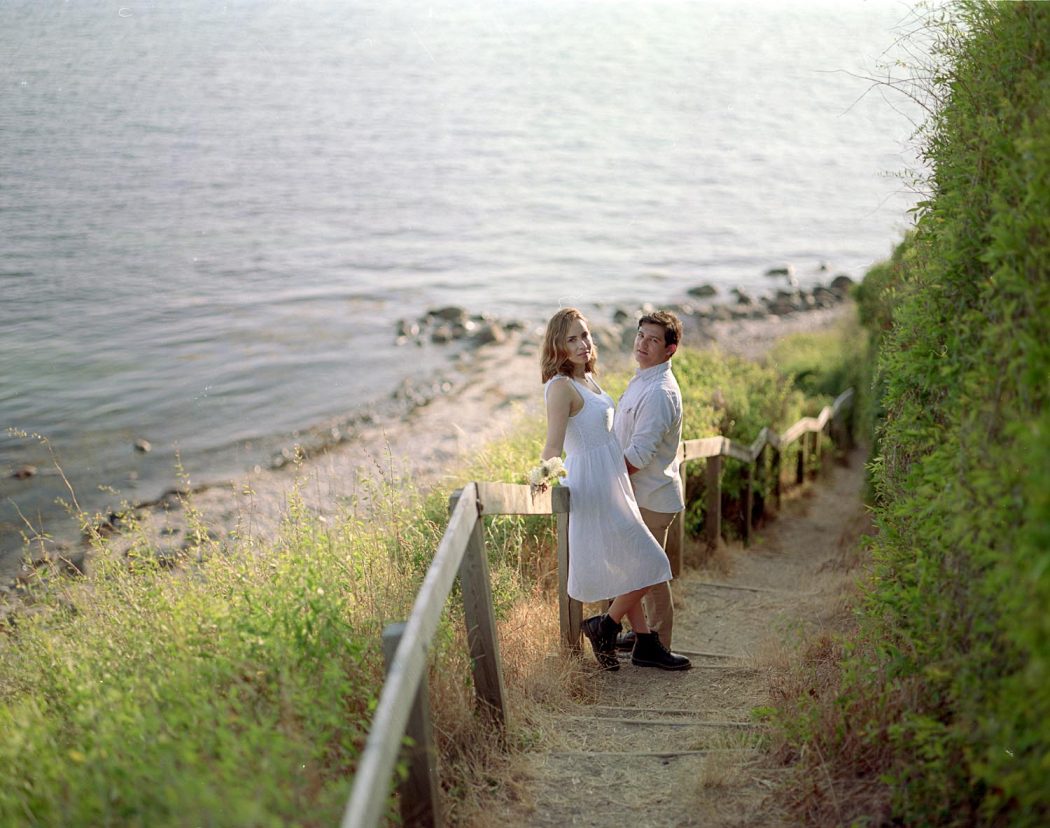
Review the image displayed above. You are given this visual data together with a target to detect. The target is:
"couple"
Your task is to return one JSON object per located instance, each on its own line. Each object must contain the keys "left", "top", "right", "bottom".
{"left": 541, "top": 307, "right": 690, "bottom": 672}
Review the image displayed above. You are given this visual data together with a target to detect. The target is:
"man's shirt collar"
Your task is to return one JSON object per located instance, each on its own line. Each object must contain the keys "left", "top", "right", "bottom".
{"left": 633, "top": 359, "right": 673, "bottom": 381}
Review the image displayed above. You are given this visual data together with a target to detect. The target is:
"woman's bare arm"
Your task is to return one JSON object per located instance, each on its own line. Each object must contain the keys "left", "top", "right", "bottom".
{"left": 542, "top": 378, "right": 579, "bottom": 460}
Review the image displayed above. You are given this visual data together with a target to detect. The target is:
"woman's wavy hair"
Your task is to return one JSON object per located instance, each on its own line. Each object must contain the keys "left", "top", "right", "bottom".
{"left": 541, "top": 307, "right": 598, "bottom": 382}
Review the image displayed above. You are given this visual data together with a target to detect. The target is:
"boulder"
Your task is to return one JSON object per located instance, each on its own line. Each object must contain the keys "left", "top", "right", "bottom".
{"left": 769, "top": 298, "right": 798, "bottom": 316}
{"left": 430, "top": 325, "right": 454, "bottom": 344}
{"left": 687, "top": 284, "right": 718, "bottom": 298}
{"left": 813, "top": 285, "right": 838, "bottom": 307}
{"left": 429, "top": 305, "right": 467, "bottom": 323}
{"left": 731, "top": 287, "right": 755, "bottom": 306}
{"left": 830, "top": 274, "right": 855, "bottom": 296}
{"left": 395, "top": 319, "right": 420, "bottom": 338}
{"left": 588, "top": 323, "right": 623, "bottom": 355}
{"left": 472, "top": 322, "right": 506, "bottom": 347}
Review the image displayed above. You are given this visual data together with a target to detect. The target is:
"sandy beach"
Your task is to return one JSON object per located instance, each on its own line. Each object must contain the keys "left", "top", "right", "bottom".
{"left": 3, "top": 300, "right": 854, "bottom": 586}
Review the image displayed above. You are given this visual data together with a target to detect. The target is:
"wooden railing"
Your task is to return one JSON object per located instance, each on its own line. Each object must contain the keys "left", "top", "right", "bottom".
{"left": 341, "top": 388, "right": 854, "bottom": 827}
{"left": 340, "top": 482, "right": 571, "bottom": 828}
{"left": 664, "top": 387, "right": 855, "bottom": 574}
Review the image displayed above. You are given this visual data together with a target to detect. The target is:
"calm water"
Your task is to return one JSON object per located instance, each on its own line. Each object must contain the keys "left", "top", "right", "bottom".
{"left": 0, "top": 0, "right": 922, "bottom": 562}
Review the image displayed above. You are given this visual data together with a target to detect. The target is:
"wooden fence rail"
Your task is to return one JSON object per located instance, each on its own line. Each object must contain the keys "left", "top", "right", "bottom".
{"left": 341, "top": 388, "right": 853, "bottom": 827}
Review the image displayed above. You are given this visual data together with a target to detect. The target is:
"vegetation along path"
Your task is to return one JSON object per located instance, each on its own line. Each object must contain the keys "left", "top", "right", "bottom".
{"left": 487, "top": 446, "right": 870, "bottom": 827}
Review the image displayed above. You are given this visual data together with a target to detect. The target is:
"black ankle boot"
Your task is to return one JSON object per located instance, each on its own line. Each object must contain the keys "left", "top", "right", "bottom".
{"left": 631, "top": 631, "right": 691, "bottom": 671}
{"left": 581, "top": 614, "right": 622, "bottom": 671}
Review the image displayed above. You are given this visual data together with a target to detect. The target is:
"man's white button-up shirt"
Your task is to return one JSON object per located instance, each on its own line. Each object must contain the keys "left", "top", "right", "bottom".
{"left": 614, "top": 360, "right": 685, "bottom": 513}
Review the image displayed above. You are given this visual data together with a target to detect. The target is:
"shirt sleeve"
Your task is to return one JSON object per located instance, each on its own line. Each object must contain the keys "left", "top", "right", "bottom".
{"left": 623, "top": 388, "right": 676, "bottom": 471}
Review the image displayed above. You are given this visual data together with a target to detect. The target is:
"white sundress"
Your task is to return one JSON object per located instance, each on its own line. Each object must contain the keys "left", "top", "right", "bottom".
{"left": 545, "top": 374, "right": 673, "bottom": 602}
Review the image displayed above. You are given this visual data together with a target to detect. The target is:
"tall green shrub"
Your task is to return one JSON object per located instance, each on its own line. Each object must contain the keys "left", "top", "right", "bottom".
{"left": 803, "top": 3, "right": 1050, "bottom": 824}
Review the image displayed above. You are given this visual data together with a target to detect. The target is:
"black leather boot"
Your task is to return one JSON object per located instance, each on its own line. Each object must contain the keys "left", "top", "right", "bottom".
{"left": 581, "top": 614, "right": 622, "bottom": 671}
{"left": 631, "top": 631, "right": 691, "bottom": 671}
{"left": 616, "top": 629, "right": 637, "bottom": 651}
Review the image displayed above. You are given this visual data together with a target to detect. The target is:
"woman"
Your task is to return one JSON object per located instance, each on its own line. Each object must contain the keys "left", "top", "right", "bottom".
{"left": 540, "top": 307, "right": 690, "bottom": 671}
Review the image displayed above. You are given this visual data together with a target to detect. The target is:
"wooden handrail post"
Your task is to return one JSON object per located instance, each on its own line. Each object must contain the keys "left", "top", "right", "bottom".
{"left": 772, "top": 446, "right": 782, "bottom": 511}
{"left": 382, "top": 623, "right": 442, "bottom": 828}
{"left": 450, "top": 491, "right": 509, "bottom": 728}
{"left": 757, "top": 444, "right": 766, "bottom": 523}
{"left": 795, "top": 438, "right": 805, "bottom": 486}
{"left": 743, "top": 460, "right": 754, "bottom": 547}
{"left": 666, "top": 462, "right": 687, "bottom": 577}
{"left": 705, "top": 455, "right": 722, "bottom": 550}
{"left": 554, "top": 487, "right": 581, "bottom": 651}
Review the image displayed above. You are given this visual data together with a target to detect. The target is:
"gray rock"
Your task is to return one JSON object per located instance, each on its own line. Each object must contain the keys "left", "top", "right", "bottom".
{"left": 731, "top": 287, "right": 755, "bottom": 306}
{"left": 667, "top": 302, "right": 696, "bottom": 318}
{"left": 472, "top": 322, "right": 506, "bottom": 346}
{"left": 395, "top": 319, "right": 420, "bottom": 338}
{"left": 588, "top": 323, "right": 624, "bottom": 355}
{"left": 830, "top": 274, "right": 855, "bottom": 296}
{"left": 134, "top": 438, "right": 152, "bottom": 453}
{"left": 61, "top": 549, "right": 87, "bottom": 575}
{"left": 813, "top": 286, "right": 839, "bottom": 307}
{"left": 768, "top": 298, "right": 798, "bottom": 316}
{"left": 12, "top": 464, "right": 37, "bottom": 480}
{"left": 687, "top": 284, "right": 718, "bottom": 298}
{"left": 431, "top": 325, "right": 454, "bottom": 344}
{"left": 429, "top": 306, "right": 467, "bottom": 323}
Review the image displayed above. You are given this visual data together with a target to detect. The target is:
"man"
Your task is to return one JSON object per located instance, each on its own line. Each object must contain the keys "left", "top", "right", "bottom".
{"left": 614, "top": 310, "right": 688, "bottom": 664}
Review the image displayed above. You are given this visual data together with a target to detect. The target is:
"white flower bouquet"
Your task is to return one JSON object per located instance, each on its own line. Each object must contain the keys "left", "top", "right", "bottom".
{"left": 527, "top": 456, "right": 566, "bottom": 496}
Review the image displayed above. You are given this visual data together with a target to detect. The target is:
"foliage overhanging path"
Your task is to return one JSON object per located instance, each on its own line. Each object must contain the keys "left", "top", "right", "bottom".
{"left": 491, "top": 445, "right": 871, "bottom": 828}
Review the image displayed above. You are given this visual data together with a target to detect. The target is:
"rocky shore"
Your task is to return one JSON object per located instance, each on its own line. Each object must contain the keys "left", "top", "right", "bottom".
{"left": 1, "top": 275, "right": 856, "bottom": 606}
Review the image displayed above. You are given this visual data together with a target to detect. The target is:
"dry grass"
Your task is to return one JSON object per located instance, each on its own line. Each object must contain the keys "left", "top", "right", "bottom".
{"left": 685, "top": 534, "right": 737, "bottom": 575}
{"left": 760, "top": 502, "right": 897, "bottom": 827}
{"left": 695, "top": 754, "right": 745, "bottom": 789}
{"left": 430, "top": 588, "right": 594, "bottom": 824}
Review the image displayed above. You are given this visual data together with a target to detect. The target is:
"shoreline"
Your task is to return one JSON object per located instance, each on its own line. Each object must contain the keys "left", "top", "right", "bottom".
{"left": 2, "top": 289, "right": 855, "bottom": 590}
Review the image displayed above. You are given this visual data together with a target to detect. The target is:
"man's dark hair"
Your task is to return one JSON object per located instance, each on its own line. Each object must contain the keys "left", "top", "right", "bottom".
{"left": 638, "top": 311, "right": 682, "bottom": 347}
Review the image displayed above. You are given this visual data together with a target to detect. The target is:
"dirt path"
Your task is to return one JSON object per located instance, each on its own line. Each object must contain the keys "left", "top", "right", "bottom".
{"left": 485, "top": 446, "right": 869, "bottom": 828}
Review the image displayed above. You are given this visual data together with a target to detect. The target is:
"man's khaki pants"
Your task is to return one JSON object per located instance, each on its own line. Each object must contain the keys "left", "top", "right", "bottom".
{"left": 639, "top": 507, "right": 676, "bottom": 649}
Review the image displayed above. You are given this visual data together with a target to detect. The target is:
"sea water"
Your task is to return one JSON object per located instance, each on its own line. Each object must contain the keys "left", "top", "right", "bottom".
{"left": 0, "top": 0, "right": 924, "bottom": 563}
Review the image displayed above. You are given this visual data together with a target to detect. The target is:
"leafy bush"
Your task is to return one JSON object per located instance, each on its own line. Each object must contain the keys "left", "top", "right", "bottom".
{"left": 674, "top": 348, "right": 808, "bottom": 538}
{"left": 773, "top": 3, "right": 1050, "bottom": 824}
